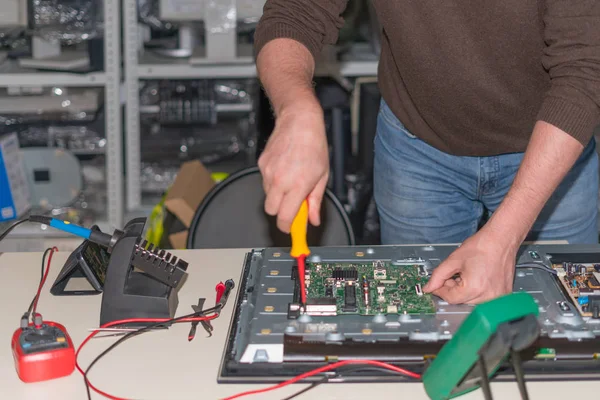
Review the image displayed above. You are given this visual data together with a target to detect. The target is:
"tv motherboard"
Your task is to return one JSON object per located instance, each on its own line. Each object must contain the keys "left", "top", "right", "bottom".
{"left": 299, "top": 260, "right": 435, "bottom": 317}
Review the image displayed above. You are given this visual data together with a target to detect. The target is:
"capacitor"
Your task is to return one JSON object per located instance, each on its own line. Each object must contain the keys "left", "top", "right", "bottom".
{"left": 578, "top": 296, "right": 589, "bottom": 306}
{"left": 580, "top": 265, "right": 588, "bottom": 275}
{"left": 325, "top": 284, "right": 333, "bottom": 297}
{"left": 569, "top": 264, "right": 577, "bottom": 275}
{"left": 572, "top": 279, "right": 578, "bottom": 288}
{"left": 362, "top": 276, "right": 370, "bottom": 308}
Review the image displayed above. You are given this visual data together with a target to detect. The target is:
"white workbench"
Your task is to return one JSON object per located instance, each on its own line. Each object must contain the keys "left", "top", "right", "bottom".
{"left": 0, "top": 249, "right": 594, "bottom": 399}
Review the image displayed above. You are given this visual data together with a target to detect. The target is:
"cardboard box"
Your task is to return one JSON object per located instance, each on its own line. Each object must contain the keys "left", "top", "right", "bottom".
{"left": 0, "top": 133, "right": 31, "bottom": 222}
{"left": 162, "top": 160, "right": 215, "bottom": 248}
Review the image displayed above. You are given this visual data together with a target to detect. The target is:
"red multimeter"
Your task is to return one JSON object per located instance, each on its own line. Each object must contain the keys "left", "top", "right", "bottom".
{"left": 11, "top": 315, "right": 75, "bottom": 383}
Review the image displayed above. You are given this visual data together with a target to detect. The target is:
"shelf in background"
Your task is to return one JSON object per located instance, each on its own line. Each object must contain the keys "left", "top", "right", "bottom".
{"left": 0, "top": 60, "right": 106, "bottom": 87}
{"left": 137, "top": 46, "right": 379, "bottom": 79}
{"left": 137, "top": 52, "right": 257, "bottom": 79}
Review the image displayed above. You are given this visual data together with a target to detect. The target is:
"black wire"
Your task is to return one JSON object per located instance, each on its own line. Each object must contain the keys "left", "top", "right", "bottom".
{"left": 25, "top": 247, "right": 52, "bottom": 320}
{"left": 515, "top": 263, "right": 557, "bottom": 275}
{"left": 281, "top": 365, "right": 416, "bottom": 400}
{"left": 0, "top": 217, "right": 29, "bottom": 242}
{"left": 281, "top": 376, "right": 329, "bottom": 400}
{"left": 83, "top": 305, "right": 223, "bottom": 400}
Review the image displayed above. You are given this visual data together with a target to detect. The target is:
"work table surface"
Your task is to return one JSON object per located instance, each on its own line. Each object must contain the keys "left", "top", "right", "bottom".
{"left": 0, "top": 249, "right": 594, "bottom": 399}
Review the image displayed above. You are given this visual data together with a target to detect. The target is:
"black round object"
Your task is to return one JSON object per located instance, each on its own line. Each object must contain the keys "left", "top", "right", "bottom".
{"left": 187, "top": 167, "right": 355, "bottom": 249}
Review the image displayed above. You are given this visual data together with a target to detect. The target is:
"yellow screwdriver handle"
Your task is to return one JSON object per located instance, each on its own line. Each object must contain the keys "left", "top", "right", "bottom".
{"left": 290, "top": 199, "right": 310, "bottom": 258}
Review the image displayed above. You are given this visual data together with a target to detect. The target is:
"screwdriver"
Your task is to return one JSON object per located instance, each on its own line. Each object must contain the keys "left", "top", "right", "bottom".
{"left": 290, "top": 199, "right": 310, "bottom": 305}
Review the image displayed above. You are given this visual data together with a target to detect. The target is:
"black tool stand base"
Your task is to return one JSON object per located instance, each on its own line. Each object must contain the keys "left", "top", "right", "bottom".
{"left": 99, "top": 218, "right": 187, "bottom": 327}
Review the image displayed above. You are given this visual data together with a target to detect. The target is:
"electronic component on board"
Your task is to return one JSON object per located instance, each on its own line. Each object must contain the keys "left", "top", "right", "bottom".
{"left": 552, "top": 260, "right": 600, "bottom": 318}
{"left": 343, "top": 283, "right": 358, "bottom": 313}
{"left": 416, "top": 284, "right": 423, "bottom": 296}
{"left": 305, "top": 297, "right": 337, "bottom": 316}
{"left": 373, "top": 260, "right": 387, "bottom": 280}
{"left": 332, "top": 267, "right": 358, "bottom": 281}
{"left": 325, "top": 284, "right": 334, "bottom": 297}
{"left": 590, "top": 273, "right": 600, "bottom": 289}
{"left": 362, "top": 276, "right": 370, "bottom": 309}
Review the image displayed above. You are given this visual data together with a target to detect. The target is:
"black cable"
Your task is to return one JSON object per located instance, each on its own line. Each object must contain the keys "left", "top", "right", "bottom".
{"left": 83, "top": 304, "right": 223, "bottom": 400}
{"left": 25, "top": 247, "right": 52, "bottom": 319}
{"left": 0, "top": 217, "right": 29, "bottom": 242}
{"left": 515, "top": 263, "right": 557, "bottom": 275}
{"left": 281, "top": 376, "right": 329, "bottom": 400}
{"left": 281, "top": 365, "right": 416, "bottom": 400}
{"left": 0, "top": 215, "right": 51, "bottom": 244}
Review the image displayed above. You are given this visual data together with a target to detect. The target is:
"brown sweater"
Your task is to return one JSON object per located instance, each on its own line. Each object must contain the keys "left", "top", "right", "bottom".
{"left": 254, "top": 0, "right": 600, "bottom": 156}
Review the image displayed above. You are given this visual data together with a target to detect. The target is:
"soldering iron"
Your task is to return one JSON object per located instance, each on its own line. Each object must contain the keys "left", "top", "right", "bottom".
{"left": 2, "top": 215, "right": 125, "bottom": 253}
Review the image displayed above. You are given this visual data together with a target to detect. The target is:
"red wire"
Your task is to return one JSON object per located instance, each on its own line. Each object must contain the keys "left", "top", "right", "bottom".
{"left": 75, "top": 314, "right": 219, "bottom": 400}
{"left": 32, "top": 246, "right": 223, "bottom": 399}
{"left": 221, "top": 359, "right": 422, "bottom": 400}
{"left": 37, "top": 249, "right": 421, "bottom": 400}
{"left": 32, "top": 246, "right": 58, "bottom": 318}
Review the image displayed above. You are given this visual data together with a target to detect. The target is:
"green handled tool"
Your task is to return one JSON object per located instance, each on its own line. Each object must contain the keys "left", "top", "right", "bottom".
{"left": 423, "top": 291, "right": 540, "bottom": 400}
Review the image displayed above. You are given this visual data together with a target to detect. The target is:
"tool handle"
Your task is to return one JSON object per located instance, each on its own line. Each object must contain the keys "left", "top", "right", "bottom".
{"left": 49, "top": 219, "right": 92, "bottom": 239}
{"left": 290, "top": 200, "right": 310, "bottom": 258}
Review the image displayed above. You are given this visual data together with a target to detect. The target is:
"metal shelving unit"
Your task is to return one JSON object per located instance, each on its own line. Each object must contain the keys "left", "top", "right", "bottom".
{"left": 0, "top": 0, "right": 123, "bottom": 247}
{"left": 0, "top": 62, "right": 107, "bottom": 86}
{"left": 123, "top": 0, "right": 379, "bottom": 212}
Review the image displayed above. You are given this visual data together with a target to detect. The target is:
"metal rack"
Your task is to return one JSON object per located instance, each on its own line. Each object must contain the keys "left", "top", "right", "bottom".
{"left": 0, "top": 0, "right": 123, "bottom": 247}
{"left": 122, "top": 0, "right": 379, "bottom": 212}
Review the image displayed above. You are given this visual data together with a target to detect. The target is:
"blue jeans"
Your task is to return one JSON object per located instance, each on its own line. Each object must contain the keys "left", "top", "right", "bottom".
{"left": 373, "top": 100, "right": 599, "bottom": 245}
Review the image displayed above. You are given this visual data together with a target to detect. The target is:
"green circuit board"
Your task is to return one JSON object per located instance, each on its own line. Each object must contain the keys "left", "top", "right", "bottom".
{"left": 304, "top": 260, "right": 436, "bottom": 316}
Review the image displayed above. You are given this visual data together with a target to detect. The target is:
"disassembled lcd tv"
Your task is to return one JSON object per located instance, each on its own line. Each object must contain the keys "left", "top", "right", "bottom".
{"left": 219, "top": 244, "right": 600, "bottom": 383}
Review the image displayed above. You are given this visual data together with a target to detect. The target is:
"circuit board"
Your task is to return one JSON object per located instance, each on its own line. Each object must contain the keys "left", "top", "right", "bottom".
{"left": 551, "top": 262, "right": 600, "bottom": 318}
{"left": 303, "top": 260, "right": 436, "bottom": 316}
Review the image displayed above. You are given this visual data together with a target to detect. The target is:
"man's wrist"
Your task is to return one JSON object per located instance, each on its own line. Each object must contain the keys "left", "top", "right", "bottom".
{"left": 483, "top": 201, "right": 532, "bottom": 249}
{"left": 277, "top": 95, "right": 323, "bottom": 120}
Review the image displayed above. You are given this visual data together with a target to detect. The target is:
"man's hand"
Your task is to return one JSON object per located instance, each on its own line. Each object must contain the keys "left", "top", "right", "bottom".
{"left": 423, "top": 121, "right": 585, "bottom": 305}
{"left": 258, "top": 104, "right": 329, "bottom": 233}
{"left": 422, "top": 225, "right": 517, "bottom": 304}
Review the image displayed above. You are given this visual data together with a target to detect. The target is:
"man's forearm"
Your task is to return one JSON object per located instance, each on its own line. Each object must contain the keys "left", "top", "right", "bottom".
{"left": 486, "top": 121, "right": 585, "bottom": 246}
{"left": 256, "top": 38, "right": 321, "bottom": 117}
